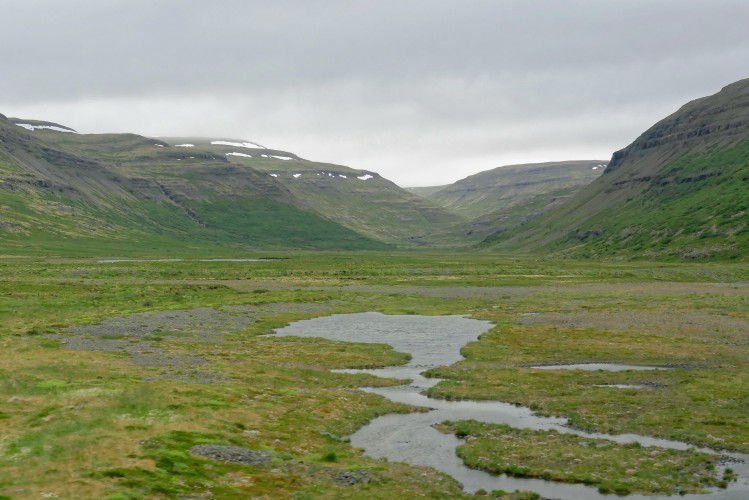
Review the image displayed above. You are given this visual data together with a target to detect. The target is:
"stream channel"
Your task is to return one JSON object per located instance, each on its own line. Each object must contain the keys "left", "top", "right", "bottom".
{"left": 274, "top": 312, "right": 749, "bottom": 499}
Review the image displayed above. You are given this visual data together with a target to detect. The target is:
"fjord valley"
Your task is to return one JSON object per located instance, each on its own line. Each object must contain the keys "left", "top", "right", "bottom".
{"left": 408, "top": 160, "right": 606, "bottom": 243}
{"left": 1, "top": 77, "right": 749, "bottom": 500}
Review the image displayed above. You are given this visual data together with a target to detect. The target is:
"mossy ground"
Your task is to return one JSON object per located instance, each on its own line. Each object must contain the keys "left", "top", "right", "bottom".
{"left": 1, "top": 253, "right": 748, "bottom": 498}
{"left": 438, "top": 421, "right": 731, "bottom": 495}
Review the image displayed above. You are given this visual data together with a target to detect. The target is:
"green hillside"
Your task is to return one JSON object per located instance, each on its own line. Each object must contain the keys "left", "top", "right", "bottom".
{"left": 0, "top": 115, "right": 388, "bottom": 255}
{"left": 422, "top": 160, "right": 605, "bottom": 219}
{"left": 408, "top": 161, "right": 604, "bottom": 243}
{"left": 156, "top": 138, "right": 466, "bottom": 245}
{"left": 486, "top": 78, "right": 749, "bottom": 260}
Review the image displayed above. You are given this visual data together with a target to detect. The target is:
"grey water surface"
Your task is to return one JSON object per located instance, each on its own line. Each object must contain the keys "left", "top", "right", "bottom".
{"left": 274, "top": 312, "right": 749, "bottom": 499}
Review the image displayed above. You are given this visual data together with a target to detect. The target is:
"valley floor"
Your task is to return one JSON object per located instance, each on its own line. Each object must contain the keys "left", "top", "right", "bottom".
{"left": 0, "top": 253, "right": 747, "bottom": 499}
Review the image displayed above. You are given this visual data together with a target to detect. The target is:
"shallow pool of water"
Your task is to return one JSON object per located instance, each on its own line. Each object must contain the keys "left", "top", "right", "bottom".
{"left": 274, "top": 313, "right": 749, "bottom": 499}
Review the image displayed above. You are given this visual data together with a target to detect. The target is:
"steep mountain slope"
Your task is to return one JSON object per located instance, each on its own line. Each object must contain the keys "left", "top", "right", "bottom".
{"left": 0, "top": 114, "right": 388, "bottom": 255}
{"left": 156, "top": 138, "right": 465, "bottom": 245}
{"left": 228, "top": 158, "right": 464, "bottom": 246}
{"left": 487, "top": 78, "right": 749, "bottom": 259}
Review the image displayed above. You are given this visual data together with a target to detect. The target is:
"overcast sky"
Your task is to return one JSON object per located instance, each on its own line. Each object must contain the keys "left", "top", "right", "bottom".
{"left": 2, "top": 1, "right": 748, "bottom": 186}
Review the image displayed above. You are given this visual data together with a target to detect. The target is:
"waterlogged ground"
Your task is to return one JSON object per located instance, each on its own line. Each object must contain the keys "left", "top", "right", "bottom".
{"left": 0, "top": 253, "right": 748, "bottom": 499}
{"left": 273, "top": 313, "right": 749, "bottom": 499}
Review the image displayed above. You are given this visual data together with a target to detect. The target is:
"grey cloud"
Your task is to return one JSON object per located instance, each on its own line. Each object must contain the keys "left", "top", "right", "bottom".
{"left": 2, "top": 1, "right": 748, "bottom": 185}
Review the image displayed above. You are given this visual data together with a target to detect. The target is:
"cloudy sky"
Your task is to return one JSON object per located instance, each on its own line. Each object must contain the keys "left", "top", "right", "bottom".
{"left": 2, "top": 1, "right": 748, "bottom": 186}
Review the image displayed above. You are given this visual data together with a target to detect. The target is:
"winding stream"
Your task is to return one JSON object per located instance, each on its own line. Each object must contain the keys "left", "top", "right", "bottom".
{"left": 274, "top": 312, "right": 749, "bottom": 499}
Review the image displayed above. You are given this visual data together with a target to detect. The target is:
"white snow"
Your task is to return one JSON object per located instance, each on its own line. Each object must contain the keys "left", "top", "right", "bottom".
{"left": 16, "top": 123, "right": 77, "bottom": 133}
{"left": 226, "top": 152, "right": 253, "bottom": 158}
{"left": 211, "top": 140, "right": 265, "bottom": 149}
{"left": 269, "top": 173, "right": 278, "bottom": 178}
{"left": 189, "top": 156, "right": 195, "bottom": 159}
{"left": 293, "top": 174, "right": 302, "bottom": 178}
{"left": 261, "top": 154, "right": 269, "bottom": 158}
{"left": 270, "top": 155, "right": 293, "bottom": 161}
{"left": 338, "top": 174, "right": 347, "bottom": 178}
{"left": 357, "top": 174, "right": 374, "bottom": 180}
{"left": 154, "top": 144, "right": 164, "bottom": 147}
{"left": 592, "top": 166, "right": 598, "bottom": 170}
{"left": 328, "top": 173, "right": 334, "bottom": 177}
{"left": 174, "top": 144, "right": 194, "bottom": 147}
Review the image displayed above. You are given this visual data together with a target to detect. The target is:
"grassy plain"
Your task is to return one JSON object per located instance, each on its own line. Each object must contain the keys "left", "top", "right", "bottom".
{"left": 0, "top": 252, "right": 748, "bottom": 498}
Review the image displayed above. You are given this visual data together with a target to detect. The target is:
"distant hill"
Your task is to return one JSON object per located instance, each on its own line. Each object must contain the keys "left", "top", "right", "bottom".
{"left": 409, "top": 161, "right": 604, "bottom": 242}
{"left": 417, "top": 161, "right": 605, "bottom": 219}
{"left": 0, "top": 113, "right": 469, "bottom": 254}
{"left": 486, "top": 78, "right": 749, "bottom": 259}
{"left": 0, "top": 115, "right": 395, "bottom": 255}
{"left": 406, "top": 185, "right": 448, "bottom": 198}
{"left": 154, "top": 138, "right": 463, "bottom": 246}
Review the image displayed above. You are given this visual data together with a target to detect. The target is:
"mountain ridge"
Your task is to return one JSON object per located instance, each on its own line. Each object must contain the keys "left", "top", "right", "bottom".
{"left": 0, "top": 114, "right": 390, "bottom": 254}
{"left": 0, "top": 114, "right": 462, "bottom": 254}
{"left": 485, "top": 78, "right": 749, "bottom": 259}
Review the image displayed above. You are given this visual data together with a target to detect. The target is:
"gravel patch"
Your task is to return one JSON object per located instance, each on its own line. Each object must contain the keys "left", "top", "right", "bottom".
{"left": 48, "top": 302, "right": 333, "bottom": 383}
{"left": 333, "top": 469, "right": 370, "bottom": 486}
{"left": 189, "top": 444, "right": 273, "bottom": 466}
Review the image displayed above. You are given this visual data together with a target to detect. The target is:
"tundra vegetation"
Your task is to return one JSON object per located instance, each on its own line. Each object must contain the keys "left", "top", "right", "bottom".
{"left": 0, "top": 253, "right": 748, "bottom": 498}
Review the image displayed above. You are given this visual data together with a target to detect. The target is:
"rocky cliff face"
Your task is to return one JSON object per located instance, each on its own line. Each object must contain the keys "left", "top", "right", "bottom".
{"left": 487, "top": 78, "right": 749, "bottom": 259}
{"left": 606, "top": 78, "right": 749, "bottom": 174}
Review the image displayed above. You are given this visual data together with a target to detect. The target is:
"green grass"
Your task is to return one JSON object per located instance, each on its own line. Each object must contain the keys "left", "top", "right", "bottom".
{"left": 439, "top": 421, "right": 729, "bottom": 495}
{"left": 425, "top": 292, "right": 749, "bottom": 451}
{"left": 564, "top": 140, "right": 749, "bottom": 259}
{"left": 193, "top": 198, "right": 390, "bottom": 250}
{"left": 1, "top": 253, "right": 748, "bottom": 498}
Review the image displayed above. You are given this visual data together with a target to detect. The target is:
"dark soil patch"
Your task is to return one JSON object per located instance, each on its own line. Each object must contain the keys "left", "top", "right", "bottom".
{"left": 189, "top": 444, "right": 273, "bottom": 466}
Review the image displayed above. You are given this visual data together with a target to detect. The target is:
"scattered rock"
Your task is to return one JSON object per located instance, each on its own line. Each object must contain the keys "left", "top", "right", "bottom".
{"left": 0, "top": 221, "right": 25, "bottom": 233}
{"left": 47, "top": 302, "right": 333, "bottom": 383}
{"left": 718, "top": 455, "right": 745, "bottom": 465}
{"left": 333, "top": 469, "right": 370, "bottom": 486}
{"left": 189, "top": 444, "right": 273, "bottom": 466}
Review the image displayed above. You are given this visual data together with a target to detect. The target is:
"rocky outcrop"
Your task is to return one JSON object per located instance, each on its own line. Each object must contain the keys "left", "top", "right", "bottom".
{"left": 606, "top": 78, "right": 749, "bottom": 174}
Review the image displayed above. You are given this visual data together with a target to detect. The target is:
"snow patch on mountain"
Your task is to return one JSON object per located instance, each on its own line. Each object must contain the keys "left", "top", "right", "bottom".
{"left": 16, "top": 123, "right": 77, "bottom": 134}
{"left": 211, "top": 140, "right": 265, "bottom": 149}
